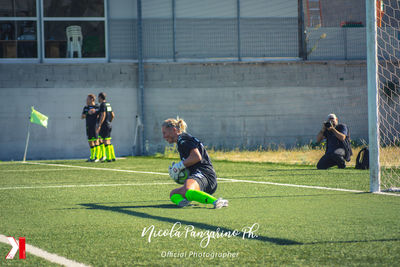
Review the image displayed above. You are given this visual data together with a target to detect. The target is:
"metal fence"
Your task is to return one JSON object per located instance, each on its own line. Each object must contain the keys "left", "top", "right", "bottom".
{"left": 109, "top": 0, "right": 367, "bottom": 62}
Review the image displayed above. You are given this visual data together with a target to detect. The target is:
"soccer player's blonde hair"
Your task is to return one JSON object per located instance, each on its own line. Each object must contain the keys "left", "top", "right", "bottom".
{"left": 162, "top": 117, "right": 187, "bottom": 133}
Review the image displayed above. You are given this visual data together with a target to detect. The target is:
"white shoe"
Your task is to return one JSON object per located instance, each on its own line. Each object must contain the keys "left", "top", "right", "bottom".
{"left": 213, "top": 198, "right": 229, "bottom": 209}
{"left": 178, "top": 199, "right": 192, "bottom": 207}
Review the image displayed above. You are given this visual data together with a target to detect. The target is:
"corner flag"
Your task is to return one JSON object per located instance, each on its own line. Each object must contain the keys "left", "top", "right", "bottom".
{"left": 30, "top": 107, "right": 48, "bottom": 128}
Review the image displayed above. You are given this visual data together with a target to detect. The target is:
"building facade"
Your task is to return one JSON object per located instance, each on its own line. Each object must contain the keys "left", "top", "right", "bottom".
{"left": 0, "top": 0, "right": 369, "bottom": 160}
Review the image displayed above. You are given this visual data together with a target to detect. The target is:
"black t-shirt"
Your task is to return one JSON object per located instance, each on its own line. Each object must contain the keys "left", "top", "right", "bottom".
{"left": 82, "top": 105, "right": 99, "bottom": 127}
{"left": 177, "top": 133, "right": 216, "bottom": 178}
{"left": 324, "top": 123, "right": 348, "bottom": 154}
{"left": 99, "top": 102, "right": 113, "bottom": 125}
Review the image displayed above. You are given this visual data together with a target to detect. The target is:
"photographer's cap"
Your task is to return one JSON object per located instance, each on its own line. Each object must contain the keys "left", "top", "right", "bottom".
{"left": 327, "top": 113, "right": 337, "bottom": 120}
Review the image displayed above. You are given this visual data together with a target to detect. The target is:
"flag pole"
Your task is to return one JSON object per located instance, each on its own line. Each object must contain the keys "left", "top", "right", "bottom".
{"left": 23, "top": 114, "right": 31, "bottom": 163}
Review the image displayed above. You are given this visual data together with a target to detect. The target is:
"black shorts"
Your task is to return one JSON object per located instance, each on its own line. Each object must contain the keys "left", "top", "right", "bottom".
{"left": 86, "top": 125, "right": 98, "bottom": 141}
{"left": 189, "top": 170, "right": 217, "bottom": 195}
{"left": 99, "top": 124, "right": 112, "bottom": 140}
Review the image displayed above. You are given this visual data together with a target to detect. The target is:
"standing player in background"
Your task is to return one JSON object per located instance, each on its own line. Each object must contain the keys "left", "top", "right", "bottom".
{"left": 97, "top": 92, "right": 116, "bottom": 162}
{"left": 81, "top": 94, "right": 100, "bottom": 162}
{"left": 161, "top": 117, "right": 228, "bottom": 209}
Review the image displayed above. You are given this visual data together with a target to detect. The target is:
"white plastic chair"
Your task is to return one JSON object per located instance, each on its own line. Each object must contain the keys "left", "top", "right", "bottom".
{"left": 66, "top": 25, "right": 83, "bottom": 58}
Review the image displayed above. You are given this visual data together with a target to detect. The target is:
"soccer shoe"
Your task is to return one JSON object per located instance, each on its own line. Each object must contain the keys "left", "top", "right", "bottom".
{"left": 338, "top": 156, "right": 346, "bottom": 169}
{"left": 178, "top": 199, "right": 192, "bottom": 208}
{"left": 112, "top": 158, "right": 116, "bottom": 162}
{"left": 94, "top": 159, "right": 100, "bottom": 163}
{"left": 86, "top": 158, "right": 95, "bottom": 162}
{"left": 99, "top": 157, "right": 106, "bottom": 162}
{"left": 213, "top": 198, "right": 229, "bottom": 209}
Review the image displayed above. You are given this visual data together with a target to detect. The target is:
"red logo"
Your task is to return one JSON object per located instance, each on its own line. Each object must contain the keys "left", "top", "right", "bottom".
{"left": 5, "top": 237, "right": 25, "bottom": 259}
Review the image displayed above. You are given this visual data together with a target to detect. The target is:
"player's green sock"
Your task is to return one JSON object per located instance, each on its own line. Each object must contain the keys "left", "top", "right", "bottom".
{"left": 110, "top": 144, "right": 116, "bottom": 160}
{"left": 105, "top": 144, "right": 111, "bottom": 160}
{"left": 185, "top": 189, "right": 217, "bottom": 205}
{"left": 90, "top": 146, "right": 95, "bottom": 160}
{"left": 170, "top": 194, "right": 185, "bottom": 205}
{"left": 95, "top": 145, "right": 100, "bottom": 159}
{"left": 97, "top": 145, "right": 101, "bottom": 158}
{"left": 100, "top": 144, "right": 106, "bottom": 159}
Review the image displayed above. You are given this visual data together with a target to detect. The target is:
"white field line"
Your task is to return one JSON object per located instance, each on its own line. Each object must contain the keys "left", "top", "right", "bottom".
{"left": 217, "top": 178, "right": 363, "bottom": 193}
{"left": 0, "top": 182, "right": 176, "bottom": 190}
{"left": 4, "top": 161, "right": 400, "bottom": 197}
{"left": 0, "top": 181, "right": 236, "bottom": 190}
{"left": 26, "top": 162, "right": 167, "bottom": 176}
{"left": 217, "top": 179, "right": 400, "bottom": 197}
{"left": 0, "top": 234, "right": 90, "bottom": 267}
{"left": 0, "top": 168, "right": 80, "bottom": 172}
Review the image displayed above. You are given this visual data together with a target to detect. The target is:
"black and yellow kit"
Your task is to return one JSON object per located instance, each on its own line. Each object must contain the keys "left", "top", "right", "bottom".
{"left": 82, "top": 105, "right": 99, "bottom": 141}
{"left": 99, "top": 102, "right": 113, "bottom": 140}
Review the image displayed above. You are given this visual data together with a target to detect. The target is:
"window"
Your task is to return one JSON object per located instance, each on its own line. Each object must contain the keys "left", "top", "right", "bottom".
{"left": 44, "top": 20, "right": 105, "bottom": 58}
{"left": 0, "top": 0, "right": 106, "bottom": 60}
{"left": 43, "top": 0, "right": 106, "bottom": 59}
{"left": 43, "top": 0, "right": 104, "bottom": 17}
{"left": 0, "top": 0, "right": 37, "bottom": 58}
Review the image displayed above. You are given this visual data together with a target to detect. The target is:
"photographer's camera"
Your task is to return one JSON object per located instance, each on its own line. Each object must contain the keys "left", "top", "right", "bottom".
{"left": 324, "top": 121, "right": 333, "bottom": 128}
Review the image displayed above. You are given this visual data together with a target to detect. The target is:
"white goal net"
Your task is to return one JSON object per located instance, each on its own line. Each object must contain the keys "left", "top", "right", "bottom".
{"left": 376, "top": 0, "right": 400, "bottom": 192}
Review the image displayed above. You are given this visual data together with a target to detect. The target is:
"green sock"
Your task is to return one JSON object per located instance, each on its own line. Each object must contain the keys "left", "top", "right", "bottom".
{"left": 105, "top": 144, "right": 111, "bottom": 160}
{"left": 170, "top": 194, "right": 185, "bottom": 206}
{"left": 98, "top": 145, "right": 102, "bottom": 159}
{"left": 110, "top": 144, "right": 116, "bottom": 160}
{"left": 95, "top": 145, "right": 100, "bottom": 159}
{"left": 101, "top": 144, "right": 105, "bottom": 158}
{"left": 185, "top": 189, "right": 217, "bottom": 205}
{"left": 89, "top": 146, "right": 95, "bottom": 159}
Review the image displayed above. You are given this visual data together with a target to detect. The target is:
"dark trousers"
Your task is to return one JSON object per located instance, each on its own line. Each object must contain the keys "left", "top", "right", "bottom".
{"left": 317, "top": 148, "right": 346, "bottom": 169}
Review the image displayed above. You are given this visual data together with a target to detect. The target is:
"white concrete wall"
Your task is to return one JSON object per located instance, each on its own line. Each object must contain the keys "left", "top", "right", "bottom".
{"left": 0, "top": 63, "right": 138, "bottom": 160}
{"left": 143, "top": 61, "right": 368, "bottom": 152}
{"left": 0, "top": 61, "right": 368, "bottom": 160}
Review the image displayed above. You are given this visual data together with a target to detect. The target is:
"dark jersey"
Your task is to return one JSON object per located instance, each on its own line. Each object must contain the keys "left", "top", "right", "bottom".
{"left": 177, "top": 133, "right": 216, "bottom": 178}
{"left": 99, "top": 102, "right": 113, "bottom": 126}
{"left": 82, "top": 105, "right": 99, "bottom": 128}
{"left": 324, "top": 123, "right": 348, "bottom": 154}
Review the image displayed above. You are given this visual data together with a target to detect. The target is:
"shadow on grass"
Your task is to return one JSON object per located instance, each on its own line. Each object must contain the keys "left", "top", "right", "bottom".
{"left": 56, "top": 192, "right": 369, "bottom": 211}
{"left": 79, "top": 202, "right": 303, "bottom": 246}
{"left": 79, "top": 197, "right": 395, "bottom": 247}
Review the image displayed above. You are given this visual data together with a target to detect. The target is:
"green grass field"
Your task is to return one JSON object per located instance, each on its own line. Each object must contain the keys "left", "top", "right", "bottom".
{"left": 0, "top": 157, "right": 399, "bottom": 266}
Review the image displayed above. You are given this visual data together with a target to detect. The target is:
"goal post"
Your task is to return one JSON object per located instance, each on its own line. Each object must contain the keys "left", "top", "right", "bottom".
{"left": 367, "top": 0, "right": 400, "bottom": 193}
{"left": 366, "top": 0, "right": 380, "bottom": 192}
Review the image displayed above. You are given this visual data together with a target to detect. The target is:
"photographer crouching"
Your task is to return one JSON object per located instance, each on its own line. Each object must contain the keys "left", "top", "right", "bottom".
{"left": 316, "top": 114, "right": 349, "bottom": 169}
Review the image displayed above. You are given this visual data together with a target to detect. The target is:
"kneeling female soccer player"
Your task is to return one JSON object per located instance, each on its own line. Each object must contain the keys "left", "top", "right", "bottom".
{"left": 161, "top": 118, "right": 228, "bottom": 209}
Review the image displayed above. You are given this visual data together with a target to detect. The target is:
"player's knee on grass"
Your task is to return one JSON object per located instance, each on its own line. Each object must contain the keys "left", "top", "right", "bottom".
{"left": 170, "top": 187, "right": 185, "bottom": 198}
{"left": 170, "top": 193, "right": 185, "bottom": 205}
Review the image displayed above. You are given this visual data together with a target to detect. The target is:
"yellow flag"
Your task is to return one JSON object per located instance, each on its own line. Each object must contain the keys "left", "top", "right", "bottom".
{"left": 30, "top": 107, "right": 48, "bottom": 128}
